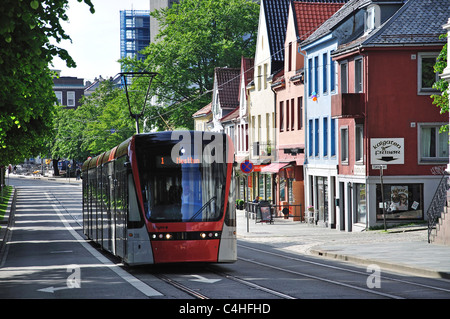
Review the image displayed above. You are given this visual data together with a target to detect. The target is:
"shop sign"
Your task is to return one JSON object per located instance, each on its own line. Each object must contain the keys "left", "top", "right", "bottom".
{"left": 370, "top": 138, "right": 404, "bottom": 165}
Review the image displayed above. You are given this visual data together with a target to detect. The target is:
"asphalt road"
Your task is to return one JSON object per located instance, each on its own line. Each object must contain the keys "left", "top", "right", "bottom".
{"left": 1, "top": 176, "right": 450, "bottom": 308}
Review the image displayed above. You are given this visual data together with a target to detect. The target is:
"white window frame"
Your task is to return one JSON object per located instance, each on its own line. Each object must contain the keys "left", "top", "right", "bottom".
{"left": 355, "top": 124, "right": 364, "bottom": 163}
{"left": 418, "top": 122, "right": 449, "bottom": 164}
{"left": 55, "top": 91, "right": 62, "bottom": 105}
{"left": 340, "top": 126, "right": 349, "bottom": 164}
{"left": 67, "top": 91, "right": 76, "bottom": 107}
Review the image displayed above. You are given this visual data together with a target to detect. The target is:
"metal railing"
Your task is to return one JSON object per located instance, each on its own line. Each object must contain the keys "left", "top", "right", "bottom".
{"left": 427, "top": 172, "right": 449, "bottom": 243}
{"left": 245, "top": 202, "right": 304, "bottom": 223}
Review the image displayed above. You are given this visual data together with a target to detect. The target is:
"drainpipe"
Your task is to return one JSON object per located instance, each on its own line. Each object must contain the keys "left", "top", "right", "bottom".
{"left": 297, "top": 42, "right": 308, "bottom": 215}
{"left": 360, "top": 46, "right": 369, "bottom": 231}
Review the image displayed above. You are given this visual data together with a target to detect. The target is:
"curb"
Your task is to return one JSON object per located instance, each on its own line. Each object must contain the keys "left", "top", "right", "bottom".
{"left": 309, "top": 247, "right": 450, "bottom": 280}
{"left": 0, "top": 187, "right": 16, "bottom": 256}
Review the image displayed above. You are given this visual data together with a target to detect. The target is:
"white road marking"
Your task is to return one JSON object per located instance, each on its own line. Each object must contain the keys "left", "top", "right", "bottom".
{"left": 45, "top": 192, "right": 163, "bottom": 297}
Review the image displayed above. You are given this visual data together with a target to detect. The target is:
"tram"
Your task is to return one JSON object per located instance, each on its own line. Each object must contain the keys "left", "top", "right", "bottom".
{"left": 81, "top": 131, "right": 236, "bottom": 265}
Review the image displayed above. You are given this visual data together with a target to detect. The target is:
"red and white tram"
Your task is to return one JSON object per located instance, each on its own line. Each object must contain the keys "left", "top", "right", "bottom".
{"left": 81, "top": 131, "right": 236, "bottom": 265}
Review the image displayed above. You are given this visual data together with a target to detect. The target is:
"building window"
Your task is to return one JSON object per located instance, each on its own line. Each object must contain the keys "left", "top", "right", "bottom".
{"left": 323, "top": 53, "right": 328, "bottom": 94}
{"left": 297, "top": 97, "right": 303, "bottom": 130}
{"left": 291, "top": 98, "right": 295, "bottom": 131}
{"left": 264, "top": 63, "right": 268, "bottom": 90}
{"left": 355, "top": 58, "right": 363, "bottom": 93}
{"left": 340, "top": 126, "right": 348, "bottom": 164}
{"left": 355, "top": 124, "right": 364, "bottom": 163}
{"left": 308, "top": 58, "right": 313, "bottom": 96}
{"left": 341, "top": 62, "right": 348, "bottom": 93}
{"left": 288, "top": 42, "right": 292, "bottom": 72}
{"left": 286, "top": 99, "right": 290, "bottom": 131}
{"left": 67, "top": 91, "right": 75, "bottom": 107}
{"left": 55, "top": 91, "right": 62, "bottom": 105}
{"left": 330, "top": 52, "right": 336, "bottom": 92}
{"left": 314, "top": 56, "right": 319, "bottom": 95}
{"left": 309, "top": 119, "right": 313, "bottom": 156}
{"left": 279, "top": 101, "right": 284, "bottom": 132}
{"left": 418, "top": 52, "right": 439, "bottom": 94}
{"left": 258, "top": 65, "right": 262, "bottom": 91}
{"left": 418, "top": 123, "right": 448, "bottom": 163}
{"left": 323, "top": 117, "right": 328, "bottom": 157}
{"left": 331, "top": 118, "right": 336, "bottom": 156}
{"left": 315, "top": 118, "right": 319, "bottom": 157}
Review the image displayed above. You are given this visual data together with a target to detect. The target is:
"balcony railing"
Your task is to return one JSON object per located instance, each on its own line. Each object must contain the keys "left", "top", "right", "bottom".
{"left": 331, "top": 93, "right": 365, "bottom": 118}
{"left": 252, "top": 141, "right": 275, "bottom": 158}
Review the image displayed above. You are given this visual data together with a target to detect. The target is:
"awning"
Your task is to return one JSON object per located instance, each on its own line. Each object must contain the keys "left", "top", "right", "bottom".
{"left": 260, "top": 162, "right": 291, "bottom": 174}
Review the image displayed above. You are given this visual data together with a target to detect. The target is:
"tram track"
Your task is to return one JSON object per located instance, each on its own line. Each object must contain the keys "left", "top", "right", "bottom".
{"left": 154, "top": 273, "right": 210, "bottom": 299}
{"left": 237, "top": 243, "right": 450, "bottom": 299}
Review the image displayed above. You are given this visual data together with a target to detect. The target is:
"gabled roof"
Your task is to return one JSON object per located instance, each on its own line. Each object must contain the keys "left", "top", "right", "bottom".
{"left": 293, "top": 1, "right": 347, "bottom": 42}
{"left": 239, "top": 57, "right": 254, "bottom": 103}
{"left": 299, "top": 0, "right": 405, "bottom": 47}
{"left": 263, "top": 0, "right": 291, "bottom": 63}
{"left": 192, "top": 102, "right": 211, "bottom": 118}
{"left": 332, "top": 0, "right": 449, "bottom": 55}
{"left": 215, "top": 67, "right": 240, "bottom": 110}
{"left": 363, "top": 0, "right": 449, "bottom": 46}
{"left": 220, "top": 106, "right": 239, "bottom": 123}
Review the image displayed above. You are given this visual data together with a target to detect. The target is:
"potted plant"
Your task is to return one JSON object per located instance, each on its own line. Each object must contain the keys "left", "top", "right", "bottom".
{"left": 236, "top": 199, "right": 244, "bottom": 210}
{"left": 308, "top": 205, "right": 314, "bottom": 212}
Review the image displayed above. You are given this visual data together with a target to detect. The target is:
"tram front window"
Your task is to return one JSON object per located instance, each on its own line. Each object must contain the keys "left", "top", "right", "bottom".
{"left": 137, "top": 144, "right": 227, "bottom": 223}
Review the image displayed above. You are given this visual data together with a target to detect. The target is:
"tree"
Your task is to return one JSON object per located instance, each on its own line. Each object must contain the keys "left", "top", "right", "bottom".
{"left": 122, "top": 0, "right": 259, "bottom": 131}
{"left": 0, "top": 0, "right": 94, "bottom": 168}
{"left": 431, "top": 34, "right": 448, "bottom": 132}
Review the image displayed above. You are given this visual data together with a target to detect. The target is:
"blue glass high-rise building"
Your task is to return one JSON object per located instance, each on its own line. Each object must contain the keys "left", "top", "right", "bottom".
{"left": 120, "top": 10, "right": 150, "bottom": 70}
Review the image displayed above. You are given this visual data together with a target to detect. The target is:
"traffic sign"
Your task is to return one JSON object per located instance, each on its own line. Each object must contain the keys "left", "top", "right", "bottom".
{"left": 240, "top": 160, "right": 254, "bottom": 174}
{"left": 372, "top": 164, "right": 387, "bottom": 170}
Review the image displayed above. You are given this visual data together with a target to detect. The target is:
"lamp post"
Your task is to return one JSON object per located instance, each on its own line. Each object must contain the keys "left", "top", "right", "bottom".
{"left": 119, "top": 71, "right": 158, "bottom": 134}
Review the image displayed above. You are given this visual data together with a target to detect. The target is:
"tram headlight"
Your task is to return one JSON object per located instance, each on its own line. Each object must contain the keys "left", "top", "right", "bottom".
{"left": 165, "top": 233, "right": 172, "bottom": 240}
{"left": 200, "top": 232, "right": 207, "bottom": 239}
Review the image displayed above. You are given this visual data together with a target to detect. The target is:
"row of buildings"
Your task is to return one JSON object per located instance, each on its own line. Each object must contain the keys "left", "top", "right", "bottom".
{"left": 192, "top": 0, "right": 450, "bottom": 232}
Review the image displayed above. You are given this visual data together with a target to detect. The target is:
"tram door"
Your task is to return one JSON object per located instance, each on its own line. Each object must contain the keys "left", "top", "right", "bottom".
{"left": 114, "top": 156, "right": 128, "bottom": 259}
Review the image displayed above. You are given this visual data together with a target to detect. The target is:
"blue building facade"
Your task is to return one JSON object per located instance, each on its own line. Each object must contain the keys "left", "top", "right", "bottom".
{"left": 302, "top": 31, "right": 339, "bottom": 228}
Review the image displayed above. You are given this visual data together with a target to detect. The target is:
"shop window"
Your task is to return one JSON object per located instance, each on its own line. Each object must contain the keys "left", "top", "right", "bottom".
{"left": 355, "top": 183, "right": 366, "bottom": 224}
{"left": 316, "top": 176, "right": 328, "bottom": 223}
{"left": 376, "top": 183, "right": 423, "bottom": 220}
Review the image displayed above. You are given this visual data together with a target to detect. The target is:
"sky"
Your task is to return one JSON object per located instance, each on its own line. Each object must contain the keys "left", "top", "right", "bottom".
{"left": 50, "top": 0, "right": 150, "bottom": 82}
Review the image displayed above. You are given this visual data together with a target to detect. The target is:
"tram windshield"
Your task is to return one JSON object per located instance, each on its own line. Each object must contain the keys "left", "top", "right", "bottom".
{"left": 135, "top": 133, "right": 229, "bottom": 222}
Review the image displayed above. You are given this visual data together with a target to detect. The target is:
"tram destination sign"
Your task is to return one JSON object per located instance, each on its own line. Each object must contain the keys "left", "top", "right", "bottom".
{"left": 370, "top": 138, "right": 404, "bottom": 165}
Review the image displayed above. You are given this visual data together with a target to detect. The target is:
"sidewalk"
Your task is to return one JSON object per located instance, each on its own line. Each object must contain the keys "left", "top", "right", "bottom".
{"left": 236, "top": 209, "right": 450, "bottom": 280}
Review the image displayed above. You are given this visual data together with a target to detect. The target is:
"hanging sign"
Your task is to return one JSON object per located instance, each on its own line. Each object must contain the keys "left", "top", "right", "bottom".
{"left": 370, "top": 138, "right": 404, "bottom": 165}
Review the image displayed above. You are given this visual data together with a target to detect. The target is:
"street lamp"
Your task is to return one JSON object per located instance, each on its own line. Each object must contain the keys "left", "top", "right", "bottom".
{"left": 119, "top": 71, "right": 158, "bottom": 134}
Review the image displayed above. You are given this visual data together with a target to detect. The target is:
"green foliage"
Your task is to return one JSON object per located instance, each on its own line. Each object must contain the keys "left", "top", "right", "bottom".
{"left": 431, "top": 34, "right": 449, "bottom": 132}
{"left": 49, "top": 80, "right": 136, "bottom": 160}
{"left": 122, "top": 0, "right": 259, "bottom": 131}
{"left": 0, "top": 0, "right": 94, "bottom": 166}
